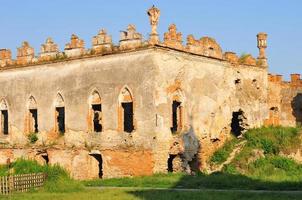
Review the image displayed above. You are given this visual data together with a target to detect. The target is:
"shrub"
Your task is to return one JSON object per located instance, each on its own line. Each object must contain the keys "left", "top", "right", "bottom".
{"left": 28, "top": 132, "right": 38, "bottom": 144}
{"left": 5, "top": 158, "right": 83, "bottom": 192}
{"left": 210, "top": 136, "right": 240, "bottom": 165}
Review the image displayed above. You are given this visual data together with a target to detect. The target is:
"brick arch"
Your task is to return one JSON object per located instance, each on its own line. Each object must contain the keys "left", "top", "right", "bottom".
{"left": 0, "top": 98, "right": 8, "bottom": 111}
{"left": 28, "top": 95, "right": 37, "bottom": 109}
{"left": 55, "top": 93, "right": 65, "bottom": 107}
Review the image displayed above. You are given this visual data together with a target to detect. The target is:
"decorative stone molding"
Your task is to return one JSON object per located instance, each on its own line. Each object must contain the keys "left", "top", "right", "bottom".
{"left": 147, "top": 5, "right": 160, "bottom": 44}
{"left": 224, "top": 52, "right": 239, "bottom": 65}
{"left": 186, "top": 35, "right": 223, "bottom": 59}
{"left": 163, "top": 24, "right": 183, "bottom": 49}
{"left": 17, "top": 41, "right": 35, "bottom": 65}
{"left": 257, "top": 32, "right": 268, "bottom": 67}
{"left": 119, "top": 25, "right": 143, "bottom": 50}
{"left": 199, "top": 37, "right": 223, "bottom": 59}
{"left": 39, "top": 38, "right": 59, "bottom": 61}
{"left": 92, "top": 29, "right": 113, "bottom": 53}
{"left": 64, "top": 34, "right": 85, "bottom": 58}
{"left": 0, "top": 49, "right": 13, "bottom": 67}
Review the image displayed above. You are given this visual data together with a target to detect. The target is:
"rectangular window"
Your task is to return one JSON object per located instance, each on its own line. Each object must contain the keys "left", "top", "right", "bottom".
{"left": 56, "top": 107, "right": 65, "bottom": 134}
{"left": 1, "top": 110, "right": 8, "bottom": 135}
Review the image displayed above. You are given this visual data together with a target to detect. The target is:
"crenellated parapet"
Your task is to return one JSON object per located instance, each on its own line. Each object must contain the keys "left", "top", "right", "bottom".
{"left": 17, "top": 41, "right": 35, "bottom": 65}
{"left": 39, "top": 38, "right": 59, "bottom": 61}
{"left": 224, "top": 52, "right": 239, "bottom": 65}
{"left": 92, "top": 29, "right": 113, "bottom": 53}
{"left": 163, "top": 24, "right": 183, "bottom": 49}
{"left": 0, "top": 6, "right": 269, "bottom": 70}
{"left": 186, "top": 35, "right": 223, "bottom": 59}
{"left": 64, "top": 34, "right": 85, "bottom": 58}
{"left": 119, "top": 24, "right": 143, "bottom": 50}
{"left": 0, "top": 49, "right": 13, "bottom": 67}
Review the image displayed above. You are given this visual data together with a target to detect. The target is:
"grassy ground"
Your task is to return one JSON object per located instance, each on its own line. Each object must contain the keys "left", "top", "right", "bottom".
{"left": 1, "top": 126, "right": 302, "bottom": 199}
{"left": 2, "top": 188, "right": 302, "bottom": 200}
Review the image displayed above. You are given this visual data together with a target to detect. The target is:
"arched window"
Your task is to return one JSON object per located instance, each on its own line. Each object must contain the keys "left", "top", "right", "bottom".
{"left": 0, "top": 99, "right": 8, "bottom": 135}
{"left": 118, "top": 86, "right": 134, "bottom": 133}
{"left": 27, "top": 96, "right": 38, "bottom": 133}
{"left": 170, "top": 90, "right": 184, "bottom": 133}
{"left": 55, "top": 93, "right": 65, "bottom": 134}
{"left": 89, "top": 90, "right": 102, "bottom": 133}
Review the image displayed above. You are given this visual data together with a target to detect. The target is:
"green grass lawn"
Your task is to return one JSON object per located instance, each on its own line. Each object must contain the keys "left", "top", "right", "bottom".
{"left": 2, "top": 126, "right": 302, "bottom": 199}
{"left": 83, "top": 172, "right": 302, "bottom": 191}
{"left": 1, "top": 188, "right": 302, "bottom": 200}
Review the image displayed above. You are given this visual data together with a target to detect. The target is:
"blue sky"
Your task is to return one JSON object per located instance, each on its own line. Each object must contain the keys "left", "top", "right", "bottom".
{"left": 0, "top": 0, "right": 301, "bottom": 80}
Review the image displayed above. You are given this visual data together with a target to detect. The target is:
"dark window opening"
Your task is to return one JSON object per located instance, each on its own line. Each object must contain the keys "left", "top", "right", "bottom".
{"left": 92, "top": 104, "right": 102, "bottom": 132}
{"left": 167, "top": 154, "right": 177, "bottom": 172}
{"left": 90, "top": 154, "right": 103, "bottom": 179}
{"left": 30, "top": 109, "right": 38, "bottom": 133}
{"left": 1, "top": 110, "right": 8, "bottom": 135}
{"left": 231, "top": 110, "right": 246, "bottom": 137}
{"left": 122, "top": 102, "right": 134, "bottom": 133}
{"left": 171, "top": 101, "right": 181, "bottom": 133}
{"left": 56, "top": 107, "right": 65, "bottom": 134}
{"left": 42, "top": 154, "right": 49, "bottom": 165}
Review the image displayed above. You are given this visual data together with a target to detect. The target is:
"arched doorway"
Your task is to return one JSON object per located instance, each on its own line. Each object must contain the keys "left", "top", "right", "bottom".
{"left": 89, "top": 152, "right": 103, "bottom": 178}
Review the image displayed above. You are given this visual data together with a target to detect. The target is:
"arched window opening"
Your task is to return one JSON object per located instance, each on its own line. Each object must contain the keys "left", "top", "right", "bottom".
{"left": 170, "top": 91, "right": 184, "bottom": 134}
{"left": 28, "top": 96, "right": 38, "bottom": 133}
{"left": 0, "top": 99, "right": 8, "bottom": 135}
{"left": 55, "top": 93, "right": 65, "bottom": 134}
{"left": 118, "top": 87, "right": 134, "bottom": 133}
{"left": 90, "top": 91, "right": 102, "bottom": 133}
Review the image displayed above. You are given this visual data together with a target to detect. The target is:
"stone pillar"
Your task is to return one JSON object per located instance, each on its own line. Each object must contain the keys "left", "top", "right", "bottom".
{"left": 147, "top": 5, "right": 160, "bottom": 45}
{"left": 257, "top": 32, "right": 268, "bottom": 67}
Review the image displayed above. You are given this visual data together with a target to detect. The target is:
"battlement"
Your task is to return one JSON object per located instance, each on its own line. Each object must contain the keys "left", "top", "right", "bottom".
{"left": 0, "top": 6, "right": 267, "bottom": 69}
{"left": 268, "top": 73, "right": 302, "bottom": 86}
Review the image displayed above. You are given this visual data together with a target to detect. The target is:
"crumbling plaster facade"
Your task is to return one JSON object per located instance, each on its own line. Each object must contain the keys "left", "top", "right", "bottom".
{"left": 0, "top": 6, "right": 298, "bottom": 180}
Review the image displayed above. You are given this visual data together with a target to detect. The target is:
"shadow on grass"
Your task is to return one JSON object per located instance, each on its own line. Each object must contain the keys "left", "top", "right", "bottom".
{"left": 127, "top": 172, "right": 302, "bottom": 200}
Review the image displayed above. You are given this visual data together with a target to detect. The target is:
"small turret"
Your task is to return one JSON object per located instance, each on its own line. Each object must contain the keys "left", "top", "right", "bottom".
{"left": 257, "top": 32, "right": 268, "bottom": 67}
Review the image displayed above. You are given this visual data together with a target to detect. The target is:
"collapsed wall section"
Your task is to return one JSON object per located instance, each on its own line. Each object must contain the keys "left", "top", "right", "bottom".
{"left": 152, "top": 49, "right": 268, "bottom": 171}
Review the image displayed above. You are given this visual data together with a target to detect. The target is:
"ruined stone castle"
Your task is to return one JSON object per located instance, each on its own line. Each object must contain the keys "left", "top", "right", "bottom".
{"left": 0, "top": 6, "right": 300, "bottom": 179}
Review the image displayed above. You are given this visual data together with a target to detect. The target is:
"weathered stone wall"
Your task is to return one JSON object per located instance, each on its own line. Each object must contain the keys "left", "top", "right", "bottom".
{"left": 266, "top": 74, "right": 302, "bottom": 127}
{"left": 151, "top": 49, "right": 268, "bottom": 171}
{"left": 0, "top": 47, "right": 268, "bottom": 178}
